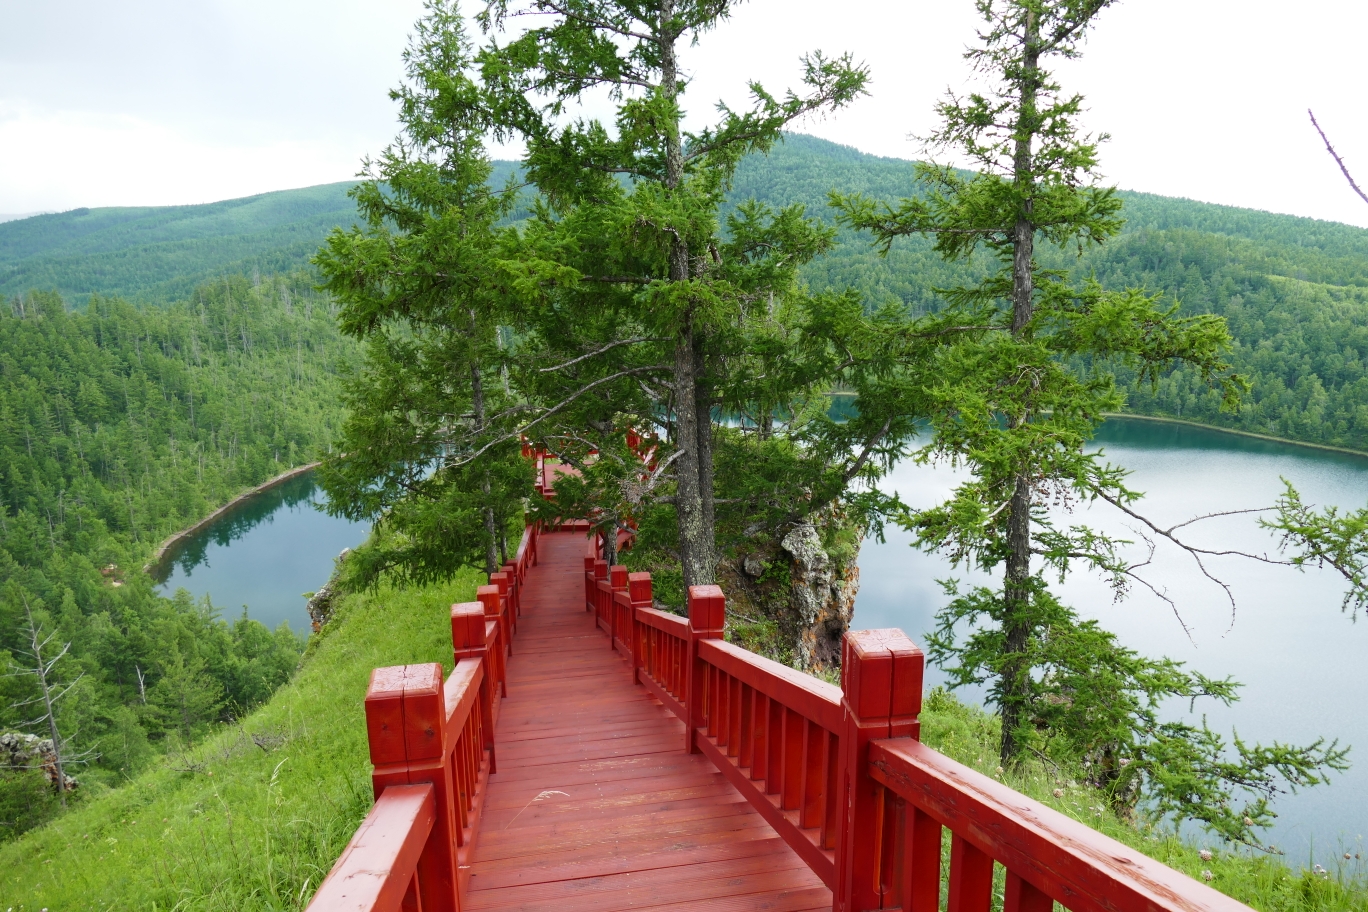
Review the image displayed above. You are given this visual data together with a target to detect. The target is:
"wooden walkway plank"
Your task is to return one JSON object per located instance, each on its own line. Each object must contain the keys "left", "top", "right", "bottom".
{"left": 465, "top": 531, "right": 833, "bottom": 911}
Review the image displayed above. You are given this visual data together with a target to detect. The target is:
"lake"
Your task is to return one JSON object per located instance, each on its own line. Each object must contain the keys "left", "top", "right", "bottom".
{"left": 854, "top": 416, "right": 1368, "bottom": 863}
{"left": 153, "top": 471, "right": 371, "bottom": 635}
{"left": 153, "top": 418, "right": 1365, "bottom": 862}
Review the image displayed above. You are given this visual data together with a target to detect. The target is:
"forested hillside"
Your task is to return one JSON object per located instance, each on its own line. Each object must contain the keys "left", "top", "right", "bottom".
{"left": 0, "top": 274, "right": 357, "bottom": 836}
{"left": 0, "top": 164, "right": 524, "bottom": 304}
{"left": 0, "top": 183, "right": 356, "bottom": 303}
{"left": 11, "top": 135, "right": 1368, "bottom": 449}
{"left": 732, "top": 135, "right": 1368, "bottom": 451}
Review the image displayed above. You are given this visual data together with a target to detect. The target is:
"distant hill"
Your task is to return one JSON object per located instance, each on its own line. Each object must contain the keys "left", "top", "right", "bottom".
{"left": 0, "top": 162, "right": 525, "bottom": 304}
{"left": 0, "top": 182, "right": 360, "bottom": 303}
{"left": 7, "top": 133, "right": 1368, "bottom": 450}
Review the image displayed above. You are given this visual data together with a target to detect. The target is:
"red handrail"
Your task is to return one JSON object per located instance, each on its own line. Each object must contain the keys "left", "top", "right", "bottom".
{"left": 306, "top": 783, "right": 436, "bottom": 911}
{"left": 306, "top": 523, "right": 539, "bottom": 912}
{"left": 866, "top": 739, "right": 1251, "bottom": 912}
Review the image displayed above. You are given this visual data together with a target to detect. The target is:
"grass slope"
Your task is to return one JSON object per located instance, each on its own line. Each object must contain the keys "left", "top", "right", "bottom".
{"left": 0, "top": 568, "right": 481, "bottom": 911}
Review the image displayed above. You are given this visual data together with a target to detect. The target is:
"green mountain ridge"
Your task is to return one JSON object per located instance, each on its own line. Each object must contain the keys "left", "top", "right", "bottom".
{"left": 9, "top": 135, "right": 1368, "bottom": 303}
{"left": 7, "top": 134, "right": 1368, "bottom": 451}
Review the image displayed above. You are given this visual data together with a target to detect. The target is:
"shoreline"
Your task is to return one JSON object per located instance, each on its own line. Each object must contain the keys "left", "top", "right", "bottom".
{"left": 143, "top": 462, "right": 322, "bottom": 577}
{"left": 1102, "top": 412, "right": 1368, "bottom": 460}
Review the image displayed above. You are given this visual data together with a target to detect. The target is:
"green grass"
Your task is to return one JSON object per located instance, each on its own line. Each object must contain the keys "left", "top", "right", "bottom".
{"left": 919, "top": 689, "right": 1368, "bottom": 912}
{"left": 0, "top": 568, "right": 482, "bottom": 911}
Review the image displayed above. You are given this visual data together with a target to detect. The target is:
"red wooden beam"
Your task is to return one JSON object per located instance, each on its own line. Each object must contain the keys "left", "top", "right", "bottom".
{"left": 685, "top": 585, "right": 725, "bottom": 754}
{"left": 869, "top": 739, "right": 1254, "bottom": 912}
{"left": 306, "top": 784, "right": 436, "bottom": 912}
{"left": 835, "top": 629, "right": 924, "bottom": 912}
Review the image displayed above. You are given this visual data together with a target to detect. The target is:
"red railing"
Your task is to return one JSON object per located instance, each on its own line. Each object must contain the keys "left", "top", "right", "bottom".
{"left": 309, "top": 520, "right": 1254, "bottom": 912}
{"left": 305, "top": 523, "right": 538, "bottom": 912}
{"left": 618, "top": 564, "right": 1250, "bottom": 912}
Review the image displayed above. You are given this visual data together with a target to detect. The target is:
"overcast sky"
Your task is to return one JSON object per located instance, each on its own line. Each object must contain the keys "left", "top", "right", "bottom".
{"left": 3, "top": 0, "right": 1367, "bottom": 228}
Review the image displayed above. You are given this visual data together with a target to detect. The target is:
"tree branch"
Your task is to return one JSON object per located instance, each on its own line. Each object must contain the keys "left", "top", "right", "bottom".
{"left": 1309, "top": 109, "right": 1368, "bottom": 207}
{"left": 538, "top": 337, "right": 660, "bottom": 372}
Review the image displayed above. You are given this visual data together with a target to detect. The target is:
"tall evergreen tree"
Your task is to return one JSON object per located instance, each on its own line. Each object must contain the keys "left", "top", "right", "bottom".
{"left": 315, "top": 0, "right": 532, "bottom": 583}
{"left": 476, "top": 0, "right": 876, "bottom": 589}
{"left": 833, "top": 0, "right": 1345, "bottom": 847}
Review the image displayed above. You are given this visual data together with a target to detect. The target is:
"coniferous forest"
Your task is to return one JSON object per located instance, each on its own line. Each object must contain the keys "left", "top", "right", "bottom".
{"left": 0, "top": 273, "right": 356, "bottom": 832}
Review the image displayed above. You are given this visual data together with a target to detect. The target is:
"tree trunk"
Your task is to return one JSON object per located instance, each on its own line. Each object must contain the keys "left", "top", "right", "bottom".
{"left": 999, "top": 7, "right": 1041, "bottom": 767}
{"left": 659, "top": 0, "right": 715, "bottom": 588}
{"left": 602, "top": 524, "right": 618, "bottom": 569}
{"left": 23, "top": 604, "right": 67, "bottom": 807}
{"left": 471, "top": 357, "right": 500, "bottom": 576}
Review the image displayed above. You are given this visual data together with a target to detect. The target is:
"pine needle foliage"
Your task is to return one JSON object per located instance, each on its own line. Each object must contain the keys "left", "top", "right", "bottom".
{"left": 833, "top": 0, "right": 1344, "bottom": 847}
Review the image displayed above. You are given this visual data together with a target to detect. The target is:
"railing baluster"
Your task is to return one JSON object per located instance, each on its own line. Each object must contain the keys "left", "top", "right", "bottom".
{"left": 800, "top": 718, "right": 823, "bottom": 828}
{"left": 1004, "top": 871, "right": 1053, "bottom": 912}
{"left": 738, "top": 683, "right": 754, "bottom": 768}
{"left": 766, "top": 696, "right": 783, "bottom": 796}
{"left": 750, "top": 691, "right": 768, "bottom": 782}
{"left": 822, "top": 728, "right": 839, "bottom": 849}
{"left": 781, "top": 706, "right": 802, "bottom": 811}
{"left": 948, "top": 833, "right": 994, "bottom": 912}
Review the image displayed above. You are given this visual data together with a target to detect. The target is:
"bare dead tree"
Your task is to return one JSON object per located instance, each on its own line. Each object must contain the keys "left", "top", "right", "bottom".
{"left": 6, "top": 597, "right": 87, "bottom": 806}
{"left": 1310, "top": 109, "right": 1368, "bottom": 207}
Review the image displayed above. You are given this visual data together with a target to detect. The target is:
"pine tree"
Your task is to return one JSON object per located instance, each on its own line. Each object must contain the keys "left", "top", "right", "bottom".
{"left": 830, "top": 0, "right": 1347, "bottom": 847}
{"left": 315, "top": 0, "right": 533, "bottom": 583}
{"left": 477, "top": 0, "right": 872, "bottom": 589}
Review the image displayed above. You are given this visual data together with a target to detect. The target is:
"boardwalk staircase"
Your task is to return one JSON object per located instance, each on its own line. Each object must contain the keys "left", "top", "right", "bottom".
{"left": 305, "top": 521, "right": 1252, "bottom": 912}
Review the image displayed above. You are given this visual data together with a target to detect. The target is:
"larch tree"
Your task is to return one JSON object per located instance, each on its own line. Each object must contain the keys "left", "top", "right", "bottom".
{"left": 474, "top": 0, "right": 892, "bottom": 593}
{"left": 315, "top": 0, "right": 533, "bottom": 584}
{"left": 835, "top": 0, "right": 1344, "bottom": 846}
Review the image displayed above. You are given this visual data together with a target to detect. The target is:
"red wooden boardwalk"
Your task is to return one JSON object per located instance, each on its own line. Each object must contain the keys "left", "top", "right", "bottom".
{"left": 464, "top": 532, "right": 832, "bottom": 912}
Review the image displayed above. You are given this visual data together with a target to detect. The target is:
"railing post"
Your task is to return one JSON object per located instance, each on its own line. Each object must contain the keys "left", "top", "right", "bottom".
{"left": 608, "top": 564, "right": 628, "bottom": 651}
{"left": 501, "top": 561, "right": 521, "bottom": 616}
{"left": 628, "top": 572, "right": 652, "bottom": 683}
{"left": 365, "top": 664, "right": 460, "bottom": 912}
{"left": 490, "top": 571, "right": 515, "bottom": 635}
{"left": 475, "top": 586, "right": 509, "bottom": 696}
{"left": 835, "top": 629, "right": 924, "bottom": 912}
{"left": 584, "top": 553, "right": 596, "bottom": 611}
{"left": 685, "top": 585, "right": 725, "bottom": 754}
{"left": 452, "top": 602, "right": 496, "bottom": 774}
{"left": 477, "top": 584, "right": 511, "bottom": 659}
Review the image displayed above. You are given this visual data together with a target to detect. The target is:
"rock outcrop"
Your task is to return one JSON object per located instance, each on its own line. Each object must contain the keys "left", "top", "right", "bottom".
{"left": 305, "top": 547, "right": 351, "bottom": 632}
{"left": 780, "top": 521, "right": 860, "bottom": 670}
{"left": 0, "top": 732, "right": 78, "bottom": 791}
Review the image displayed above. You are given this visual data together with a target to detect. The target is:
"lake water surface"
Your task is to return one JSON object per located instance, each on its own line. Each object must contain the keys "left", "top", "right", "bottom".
{"left": 855, "top": 417, "right": 1368, "bottom": 863}
{"left": 153, "top": 420, "right": 1366, "bottom": 862}
{"left": 154, "top": 472, "right": 371, "bottom": 635}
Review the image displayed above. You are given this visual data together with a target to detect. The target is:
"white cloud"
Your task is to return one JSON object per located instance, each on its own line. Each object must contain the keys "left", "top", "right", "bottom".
{"left": 0, "top": 103, "right": 363, "bottom": 210}
{"left": 3, "top": 0, "right": 1367, "bottom": 229}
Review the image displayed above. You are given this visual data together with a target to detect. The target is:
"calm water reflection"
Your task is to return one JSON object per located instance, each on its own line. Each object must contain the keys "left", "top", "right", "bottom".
{"left": 154, "top": 472, "right": 371, "bottom": 634}
{"left": 854, "top": 417, "right": 1368, "bottom": 862}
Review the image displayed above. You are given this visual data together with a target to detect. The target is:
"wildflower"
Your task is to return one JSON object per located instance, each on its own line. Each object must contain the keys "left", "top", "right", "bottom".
{"left": 1199, "top": 849, "right": 1213, "bottom": 862}
{"left": 1201, "top": 870, "right": 1213, "bottom": 882}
